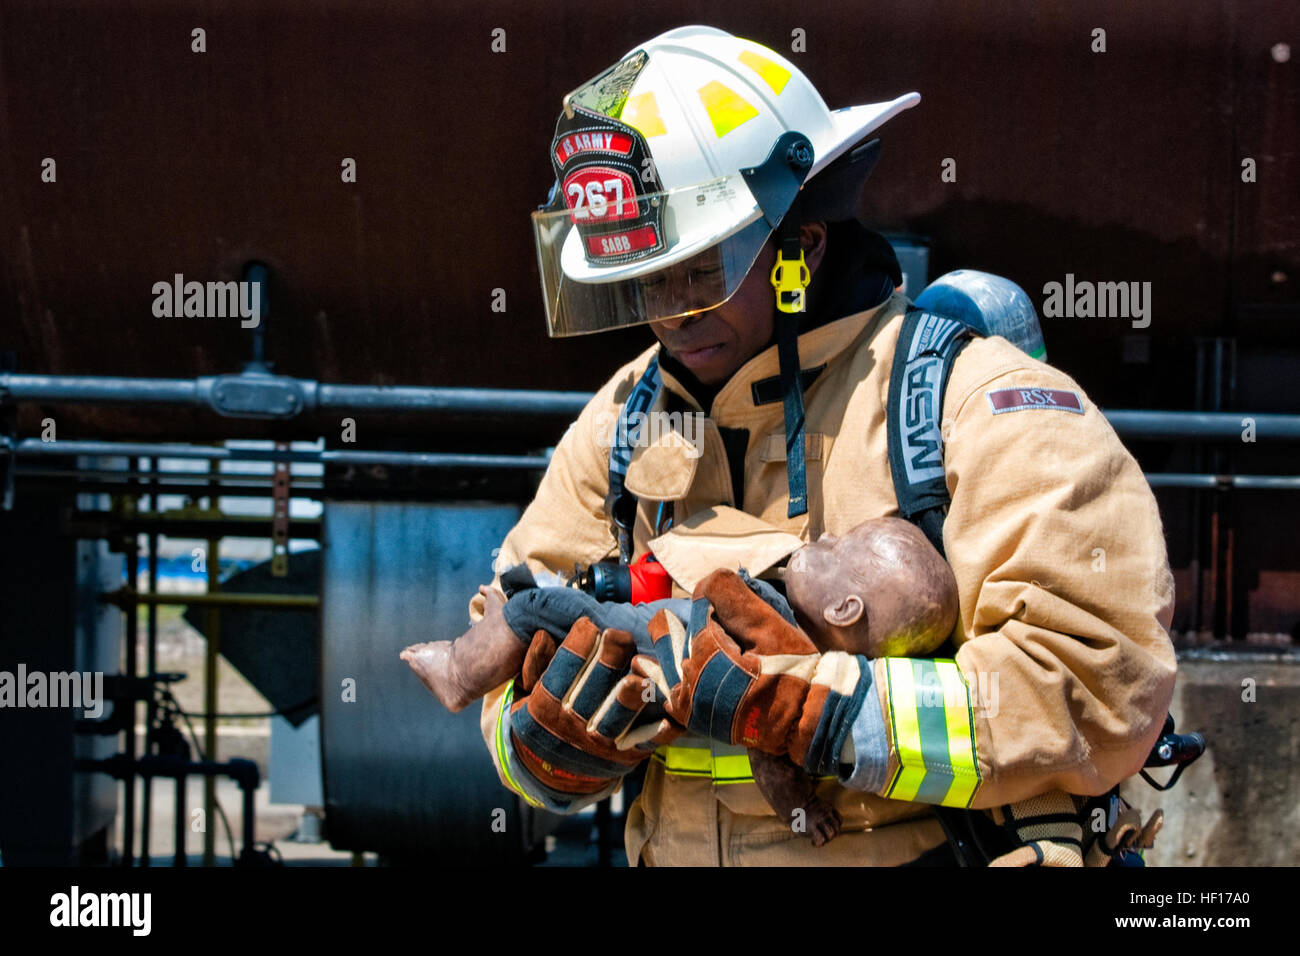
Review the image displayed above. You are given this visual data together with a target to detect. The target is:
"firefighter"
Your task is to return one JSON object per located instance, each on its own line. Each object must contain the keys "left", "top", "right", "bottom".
{"left": 469, "top": 25, "right": 1178, "bottom": 865}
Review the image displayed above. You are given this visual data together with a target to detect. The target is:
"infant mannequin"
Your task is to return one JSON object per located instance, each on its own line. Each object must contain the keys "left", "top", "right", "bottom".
{"left": 401, "top": 516, "right": 958, "bottom": 845}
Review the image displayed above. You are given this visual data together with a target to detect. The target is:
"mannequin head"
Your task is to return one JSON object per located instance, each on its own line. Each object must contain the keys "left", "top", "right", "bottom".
{"left": 783, "top": 517, "right": 958, "bottom": 656}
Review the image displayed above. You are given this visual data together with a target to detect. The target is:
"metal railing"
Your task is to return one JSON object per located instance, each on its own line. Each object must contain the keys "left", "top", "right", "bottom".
{"left": 4, "top": 370, "right": 1299, "bottom": 499}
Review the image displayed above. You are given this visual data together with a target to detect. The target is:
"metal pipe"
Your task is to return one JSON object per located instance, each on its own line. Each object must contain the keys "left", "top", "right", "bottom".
{"left": 1144, "top": 474, "right": 1300, "bottom": 490}
{"left": 122, "top": 532, "right": 138, "bottom": 868}
{"left": 10, "top": 438, "right": 552, "bottom": 470}
{"left": 244, "top": 262, "right": 270, "bottom": 371}
{"left": 0, "top": 373, "right": 589, "bottom": 418}
{"left": 316, "top": 383, "right": 590, "bottom": 418}
{"left": 1212, "top": 340, "right": 1230, "bottom": 640}
{"left": 19, "top": 467, "right": 312, "bottom": 481}
{"left": 21, "top": 432, "right": 1300, "bottom": 479}
{"left": 175, "top": 773, "right": 187, "bottom": 868}
{"left": 1103, "top": 410, "right": 1300, "bottom": 441}
{"left": 70, "top": 513, "right": 323, "bottom": 542}
{"left": 20, "top": 447, "right": 1300, "bottom": 502}
{"left": 325, "top": 449, "right": 552, "bottom": 469}
{"left": 16, "top": 470, "right": 325, "bottom": 495}
{"left": 29, "top": 467, "right": 1300, "bottom": 514}
{"left": 141, "top": 462, "right": 159, "bottom": 868}
{"left": 241, "top": 775, "right": 256, "bottom": 861}
{"left": 203, "top": 526, "right": 219, "bottom": 868}
{"left": 77, "top": 754, "right": 262, "bottom": 867}
{"left": 101, "top": 588, "right": 319, "bottom": 610}
{"left": 0, "top": 375, "right": 202, "bottom": 404}
{"left": 1190, "top": 340, "right": 1207, "bottom": 639}
{"left": 5, "top": 371, "right": 1300, "bottom": 438}
{"left": 54, "top": 466, "right": 1300, "bottom": 498}
{"left": 14, "top": 440, "right": 303, "bottom": 461}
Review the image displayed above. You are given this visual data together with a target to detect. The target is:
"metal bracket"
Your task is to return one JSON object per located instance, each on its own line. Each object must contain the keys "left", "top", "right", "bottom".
{"left": 740, "top": 130, "right": 814, "bottom": 231}
{"left": 201, "top": 373, "right": 313, "bottom": 419}
{"left": 271, "top": 441, "right": 291, "bottom": 577}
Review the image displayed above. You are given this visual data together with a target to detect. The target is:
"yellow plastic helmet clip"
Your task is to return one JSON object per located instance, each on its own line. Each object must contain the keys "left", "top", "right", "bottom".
{"left": 770, "top": 247, "right": 811, "bottom": 314}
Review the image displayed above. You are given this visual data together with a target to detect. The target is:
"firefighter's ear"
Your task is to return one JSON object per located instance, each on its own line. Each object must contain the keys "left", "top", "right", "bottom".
{"left": 800, "top": 221, "right": 828, "bottom": 274}
{"left": 823, "top": 593, "right": 864, "bottom": 628}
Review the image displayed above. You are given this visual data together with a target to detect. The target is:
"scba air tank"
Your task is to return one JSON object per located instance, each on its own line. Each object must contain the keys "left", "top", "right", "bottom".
{"left": 914, "top": 270, "right": 1048, "bottom": 361}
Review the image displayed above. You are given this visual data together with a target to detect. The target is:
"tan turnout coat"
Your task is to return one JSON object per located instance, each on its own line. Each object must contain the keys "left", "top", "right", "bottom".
{"left": 472, "top": 291, "right": 1177, "bottom": 866}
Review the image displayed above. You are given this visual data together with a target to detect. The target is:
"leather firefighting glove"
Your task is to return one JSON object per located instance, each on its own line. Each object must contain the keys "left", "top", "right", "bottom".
{"left": 508, "top": 615, "right": 681, "bottom": 795}
{"left": 639, "top": 568, "right": 870, "bottom": 776}
{"left": 501, "top": 580, "right": 678, "bottom": 729}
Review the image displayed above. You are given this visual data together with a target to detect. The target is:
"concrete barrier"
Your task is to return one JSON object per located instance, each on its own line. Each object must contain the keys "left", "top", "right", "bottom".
{"left": 1123, "top": 652, "right": 1300, "bottom": 866}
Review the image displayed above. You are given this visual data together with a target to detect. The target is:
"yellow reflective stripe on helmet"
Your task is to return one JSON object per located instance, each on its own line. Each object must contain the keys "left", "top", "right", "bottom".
{"left": 697, "top": 80, "right": 759, "bottom": 137}
{"left": 495, "top": 679, "right": 544, "bottom": 809}
{"left": 737, "top": 49, "right": 791, "bottom": 95}
{"left": 882, "top": 658, "right": 982, "bottom": 808}
{"left": 620, "top": 91, "right": 667, "bottom": 138}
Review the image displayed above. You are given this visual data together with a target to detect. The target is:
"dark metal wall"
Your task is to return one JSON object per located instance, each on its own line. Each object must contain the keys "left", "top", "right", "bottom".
{"left": 1, "top": 1, "right": 1294, "bottom": 421}
{"left": 1, "top": 1, "right": 1296, "bottom": 637}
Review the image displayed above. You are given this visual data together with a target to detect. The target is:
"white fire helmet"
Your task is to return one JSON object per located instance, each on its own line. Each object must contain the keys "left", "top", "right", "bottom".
{"left": 532, "top": 25, "right": 920, "bottom": 337}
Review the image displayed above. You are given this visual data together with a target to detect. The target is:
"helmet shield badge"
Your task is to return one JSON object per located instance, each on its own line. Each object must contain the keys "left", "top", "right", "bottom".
{"left": 551, "top": 104, "right": 667, "bottom": 270}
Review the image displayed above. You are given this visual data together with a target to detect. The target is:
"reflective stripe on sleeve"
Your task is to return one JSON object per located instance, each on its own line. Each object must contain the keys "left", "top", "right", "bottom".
{"left": 881, "top": 658, "right": 981, "bottom": 807}
{"left": 494, "top": 679, "right": 545, "bottom": 809}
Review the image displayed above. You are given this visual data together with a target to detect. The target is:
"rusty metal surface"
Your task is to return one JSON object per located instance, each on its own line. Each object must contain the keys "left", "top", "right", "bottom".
{"left": 0, "top": 2, "right": 1296, "bottom": 636}
{"left": 0, "top": 1, "right": 1295, "bottom": 426}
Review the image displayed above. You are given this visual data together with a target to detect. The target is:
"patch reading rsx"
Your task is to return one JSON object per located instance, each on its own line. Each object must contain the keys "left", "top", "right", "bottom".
{"left": 986, "top": 387, "right": 1084, "bottom": 415}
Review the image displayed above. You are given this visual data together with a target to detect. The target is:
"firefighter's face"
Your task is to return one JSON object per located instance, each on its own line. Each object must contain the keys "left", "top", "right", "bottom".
{"left": 649, "top": 223, "right": 826, "bottom": 385}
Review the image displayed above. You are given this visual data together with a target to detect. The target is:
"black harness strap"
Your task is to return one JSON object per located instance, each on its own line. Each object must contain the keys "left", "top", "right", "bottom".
{"left": 776, "top": 303, "right": 809, "bottom": 518}
{"left": 886, "top": 306, "right": 976, "bottom": 557}
{"left": 607, "top": 356, "right": 663, "bottom": 564}
{"left": 885, "top": 305, "right": 993, "bottom": 865}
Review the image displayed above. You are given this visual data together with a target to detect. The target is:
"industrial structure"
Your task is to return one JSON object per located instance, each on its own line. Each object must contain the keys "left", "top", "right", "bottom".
{"left": 0, "top": 1, "right": 1296, "bottom": 867}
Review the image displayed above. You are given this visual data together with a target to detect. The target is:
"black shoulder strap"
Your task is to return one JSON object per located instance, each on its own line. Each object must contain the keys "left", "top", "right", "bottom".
{"left": 607, "top": 355, "right": 662, "bottom": 564}
{"left": 886, "top": 306, "right": 978, "bottom": 557}
{"left": 886, "top": 307, "right": 988, "bottom": 865}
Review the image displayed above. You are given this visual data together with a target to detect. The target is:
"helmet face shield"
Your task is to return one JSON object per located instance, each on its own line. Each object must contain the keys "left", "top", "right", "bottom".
{"left": 532, "top": 175, "right": 773, "bottom": 337}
